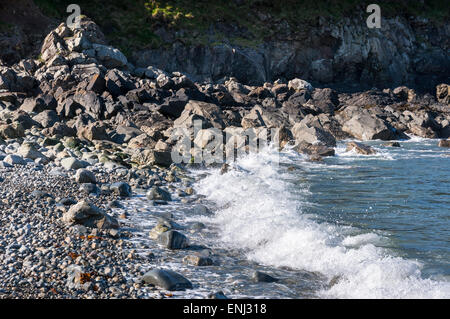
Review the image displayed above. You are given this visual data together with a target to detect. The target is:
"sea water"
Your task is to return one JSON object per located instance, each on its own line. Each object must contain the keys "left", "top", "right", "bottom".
{"left": 121, "top": 137, "right": 450, "bottom": 299}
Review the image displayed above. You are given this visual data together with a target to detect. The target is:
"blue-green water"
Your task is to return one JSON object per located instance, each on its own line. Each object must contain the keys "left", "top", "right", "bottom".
{"left": 123, "top": 137, "right": 450, "bottom": 298}
{"left": 193, "top": 137, "right": 450, "bottom": 298}
{"left": 302, "top": 138, "right": 450, "bottom": 280}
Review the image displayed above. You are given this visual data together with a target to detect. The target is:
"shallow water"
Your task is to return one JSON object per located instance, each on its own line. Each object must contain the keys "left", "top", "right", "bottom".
{"left": 120, "top": 137, "right": 450, "bottom": 299}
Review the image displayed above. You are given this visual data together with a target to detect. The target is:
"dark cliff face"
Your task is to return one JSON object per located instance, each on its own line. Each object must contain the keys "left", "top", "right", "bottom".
{"left": 132, "top": 16, "right": 450, "bottom": 92}
{"left": 0, "top": 1, "right": 449, "bottom": 92}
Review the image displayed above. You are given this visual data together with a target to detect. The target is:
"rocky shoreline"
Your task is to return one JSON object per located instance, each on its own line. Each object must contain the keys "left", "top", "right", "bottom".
{"left": 0, "top": 17, "right": 449, "bottom": 299}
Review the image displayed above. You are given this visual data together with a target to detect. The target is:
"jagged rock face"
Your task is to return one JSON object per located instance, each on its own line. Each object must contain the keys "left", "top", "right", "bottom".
{"left": 133, "top": 16, "right": 450, "bottom": 90}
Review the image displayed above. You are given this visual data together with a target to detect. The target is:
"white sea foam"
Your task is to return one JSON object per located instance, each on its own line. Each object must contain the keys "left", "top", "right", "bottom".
{"left": 194, "top": 147, "right": 450, "bottom": 299}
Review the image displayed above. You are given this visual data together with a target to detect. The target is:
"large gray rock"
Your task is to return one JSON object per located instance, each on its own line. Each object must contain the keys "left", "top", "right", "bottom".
{"left": 157, "top": 230, "right": 189, "bottom": 249}
{"left": 292, "top": 123, "right": 336, "bottom": 147}
{"left": 146, "top": 186, "right": 172, "bottom": 201}
{"left": 4, "top": 154, "right": 26, "bottom": 165}
{"left": 32, "top": 110, "right": 59, "bottom": 128}
{"left": 110, "top": 182, "right": 132, "bottom": 197}
{"left": 75, "top": 169, "right": 96, "bottom": 184}
{"left": 288, "top": 78, "right": 313, "bottom": 92}
{"left": 131, "top": 150, "right": 172, "bottom": 167}
{"left": 62, "top": 200, "right": 119, "bottom": 229}
{"left": 142, "top": 268, "right": 193, "bottom": 291}
{"left": 0, "top": 123, "right": 24, "bottom": 139}
{"left": 17, "top": 143, "right": 49, "bottom": 163}
{"left": 92, "top": 44, "right": 128, "bottom": 69}
{"left": 61, "top": 157, "right": 89, "bottom": 170}
{"left": 342, "top": 113, "right": 396, "bottom": 141}
{"left": 173, "top": 100, "right": 226, "bottom": 129}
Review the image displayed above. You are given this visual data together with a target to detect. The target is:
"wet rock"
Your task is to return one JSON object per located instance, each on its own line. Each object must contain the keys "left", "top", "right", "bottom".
{"left": 346, "top": 141, "right": 376, "bottom": 155}
{"left": 146, "top": 186, "right": 172, "bottom": 201}
{"left": 385, "top": 142, "right": 401, "bottom": 147}
{"left": 157, "top": 230, "right": 189, "bottom": 249}
{"left": 79, "top": 183, "right": 100, "bottom": 195}
{"left": 208, "top": 291, "right": 228, "bottom": 299}
{"left": 438, "top": 139, "right": 450, "bottom": 147}
{"left": 220, "top": 163, "right": 230, "bottom": 175}
{"left": 142, "top": 269, "right": 192, "bottom": 291}
{"left": 62, "top": 200, "right": 119, "bottom": 229}
{"left": 292, "top": 123, "right": 336, "bottom": 147}
{"left": 110, "top": 182, "right": 132, "bottom": 197}
{"left": 183, "top": 255, "right": 213, "bottom": 266}
{"left": 149, "top": 220, "right": 172, "bottom": 240}
{"left": 293, "top": 141, "right": 335, "bottom": 157}
{"left": 251, "top": 271, "right": 279, "bottom": 283}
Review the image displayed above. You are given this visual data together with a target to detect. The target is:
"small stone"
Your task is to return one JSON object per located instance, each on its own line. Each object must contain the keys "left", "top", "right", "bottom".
{"left": 251, "top": 271, "right": 279, "bottom": 283}
{"left": 385, "top": 142, "right": 401, "bottom": 147}
{"left": 208, "top": 291, "right": 228, "bottom": 299}
{"left": 183, "top": 255, "right": 213, "bottom": 266}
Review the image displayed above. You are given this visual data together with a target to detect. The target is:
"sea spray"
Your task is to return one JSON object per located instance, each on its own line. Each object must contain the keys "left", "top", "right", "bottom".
{"left": 194, "top": 145, "right": 450, "bottom": 298}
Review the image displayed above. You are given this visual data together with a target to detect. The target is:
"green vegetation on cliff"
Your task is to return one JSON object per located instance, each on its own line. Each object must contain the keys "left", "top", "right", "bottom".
{"left": 34, "top": 0, "right": 449, "bottom": 53}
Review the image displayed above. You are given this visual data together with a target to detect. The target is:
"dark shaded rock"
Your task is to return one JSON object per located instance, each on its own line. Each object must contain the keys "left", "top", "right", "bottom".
{"left": 147, "top": 186, "right": 172, "bottom": 201}
{"left": 86, "top": 73, "right": 106, "bottom": 94}
{"left": 59, "top": 198, "right": 77, "bottom": 206}
{"left": 56, "top": 97, "right": 83, "bottom": 118}
{"left": 208, "top": 291, "right": 228, "bottom": 299}
{"left": 20, "top": 95, "right": 57, "bottom": 113}
{"left": 32, "top": 110, "right": 59, "bottom": 128}
{"left": 131, "top": 150, "right": 172, "bottom": 167}
{"left": 252, "top": 271, "right": 279, "bottom": 283}
{"left": 110, "top": 182, "right": 132, "bottom": 197}
{"left": 438, "top": 139, "right": 450, "bottom": 147}
{"left": 346, "top": 141, "right": 376, "bottom": 155}
{"left": 142, "top": 269, "right": 192, "bottom": 291}
{"left": 157, "top": 230, "right": 189, "bottom": 249}
{"left": 294, "top": 141, "right": 335, "bottom": 157}
{"left": 385, "top": 142, "right": 401, "bottom": 147}
{"left": 79, "top": 183, "right": 99, "bottom": 195}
